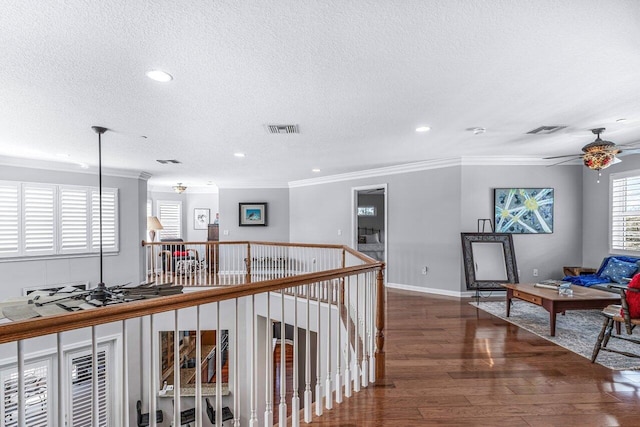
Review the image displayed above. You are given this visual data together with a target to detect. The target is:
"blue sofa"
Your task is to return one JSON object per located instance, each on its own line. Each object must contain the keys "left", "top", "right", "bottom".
{"left": 562, "top": 256, "right": 640, "bottom": 292}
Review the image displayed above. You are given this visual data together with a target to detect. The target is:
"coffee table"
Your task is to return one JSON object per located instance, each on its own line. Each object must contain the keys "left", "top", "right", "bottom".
{"left": 500, "top": 283, "right": 620, "bottom": 336}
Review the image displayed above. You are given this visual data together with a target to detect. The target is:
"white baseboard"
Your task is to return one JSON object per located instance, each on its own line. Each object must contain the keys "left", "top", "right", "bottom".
{"left": 385, "top": 282, "right": 504, "bottom": 298}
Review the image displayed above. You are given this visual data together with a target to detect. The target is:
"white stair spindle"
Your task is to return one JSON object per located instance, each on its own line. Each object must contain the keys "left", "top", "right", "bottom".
{"left": 174, "top": 310, "right": 181, "bottom": 425}
{"left": 315, "top": 282, "right": 323, "bottom": 417}
{"left": 123, "top": 320, "right": 130, "bottom": 426}
{"left": 250, "top": 295, "right": 258, "bottom": 426}
{"left": 150, "top": 315, "right": 157, "bottom": 427}
{"left": 335, "top": 279, "right": 343, "bottom": 404}
{"left": 344, "top": 276, "right": 351, "bottom": 398}
{"left": 304, "top": 284, "right": 312, "bottom": 423}
{"left": 196, "top": 306, "right": 202, "bottom": 427}
{"left": 354, "top": 276, "right": 361, "bottom": 393}
{"left": 17, "top": 340, "right": 25, "bottom": 427}
{"left": 234, "top": 298, "right": 241, "bottom": 427}
{"left": 325, "top": 281, "right": 333, "bottom": 410}
{"left": 292, "top": 286, "right": 300, "bottom": 427}
{"left": 265, "top": 292, "right": 273, "bottom": 426}
{"left": 92, "top": 326, "right": 99, "bottom": 426}
{"left": 216, "top": 302, "right": 222, "bottom": 427}
{"left": 279, "top": 290, "right": 287, "bottom": 426}
{"left": 362, "top": 274, "right": 369, "bottom": 388}
{"left": 57, "top": 333, "right": 64, "bottom": 426}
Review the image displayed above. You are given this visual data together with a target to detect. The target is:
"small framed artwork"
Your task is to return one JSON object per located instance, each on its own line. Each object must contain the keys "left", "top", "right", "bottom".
{"left": 194, "top": 208, "right": 210, "bottom": 230}
{"left": 494, "top": 188, "right": 554, "bottom": 234}
{"left": 239, "top": 202, "right": 267, "bottom": 226}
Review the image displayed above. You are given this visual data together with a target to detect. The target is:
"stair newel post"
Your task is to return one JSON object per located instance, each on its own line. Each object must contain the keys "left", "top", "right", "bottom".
{"left": 246, "top": 243, "right": 252, "bottom": 284}
{"left": 375, "top": 267, "right": 386, "bottom": 380}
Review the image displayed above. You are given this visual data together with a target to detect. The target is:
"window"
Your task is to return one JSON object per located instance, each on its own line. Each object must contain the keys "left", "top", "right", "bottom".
{"left": 1, "top": 359, "right": 51, "bottom": 427}
{"left": 158, "top": 200, "right": 182, "bottom": 240}
{"left": 67, "top": 345, "right": 113, "bottom": 427}
{"left": 0, "top": 181, "right": 119, "bottom": 258}
{"left": 611, "top": 172, "right": 640, "bottom": 252}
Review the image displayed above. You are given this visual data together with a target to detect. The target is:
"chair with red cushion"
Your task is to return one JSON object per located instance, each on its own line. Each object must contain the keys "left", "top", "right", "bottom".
{"left": 591, "top": 275, "right": 640, "bottom": 362}
{"left": 160, "top": 238, "right": 199, "bottom": 274}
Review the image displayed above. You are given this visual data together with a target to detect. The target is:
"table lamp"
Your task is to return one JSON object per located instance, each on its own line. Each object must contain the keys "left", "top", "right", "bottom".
{"left": 147, "top": 216, "right": 163, "bottom": 242}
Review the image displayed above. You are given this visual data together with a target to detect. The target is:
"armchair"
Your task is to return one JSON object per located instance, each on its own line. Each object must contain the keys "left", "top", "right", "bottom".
{"left": 591, "top": 282, "right": 640, "bottom": 362}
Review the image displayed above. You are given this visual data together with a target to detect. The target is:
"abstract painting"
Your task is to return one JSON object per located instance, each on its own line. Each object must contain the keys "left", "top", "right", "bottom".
{"left": 494, "top": 188, "right": 554, "bottom": 234}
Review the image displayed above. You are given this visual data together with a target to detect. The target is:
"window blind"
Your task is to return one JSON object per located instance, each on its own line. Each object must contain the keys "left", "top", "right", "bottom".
{"left": 0, "top": 184, "right": 19, "bottom": 255}
{"left": 59, "top": 188, "right": 89, "bottom": 253}
{"left": 70, "top": 350, "right": 108, "bottom": 427}
{"left": 158, "top": 201, "right": 182, "bottom": 240}
{"left": 611, "top": 174, "right": 640, "bottom": 252}
{"left": 1, "top": 361, "right": 50, "bottom": 427}
{"left": 23, "top": 185, "right": 55, "bottom": 254}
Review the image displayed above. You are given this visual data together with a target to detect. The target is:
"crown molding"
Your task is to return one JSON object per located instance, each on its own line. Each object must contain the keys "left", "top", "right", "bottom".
{"left": 0, "top": 155, "right": 151, "bottom": 180}
{"left": 289, "top": 156, "right": 575, "bottom": 188}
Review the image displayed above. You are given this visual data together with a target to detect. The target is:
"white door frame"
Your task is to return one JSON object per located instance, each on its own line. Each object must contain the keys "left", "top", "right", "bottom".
{"left": 351, "top": 183, "right": 388, "bottom": 275}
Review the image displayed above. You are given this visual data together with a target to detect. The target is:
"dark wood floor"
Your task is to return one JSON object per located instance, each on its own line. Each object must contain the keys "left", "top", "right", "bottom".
{"left": 310, "top": 288, "right": 640, "bottom": 426}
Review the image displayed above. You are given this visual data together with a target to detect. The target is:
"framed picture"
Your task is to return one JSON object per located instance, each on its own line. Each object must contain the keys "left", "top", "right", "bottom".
{"left": 494, "top": 188, "right": 554, "bottom": 234}
{"left": 194, "top": 208, "right": 210, "bottom": 230}
{"left": 239, "top": 202, "right": 267, "bottom": 226}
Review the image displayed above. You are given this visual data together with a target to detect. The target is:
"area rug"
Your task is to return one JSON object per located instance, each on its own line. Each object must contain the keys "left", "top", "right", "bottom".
{"left": 470, "top": 300, "right": 640, "bottom": 370}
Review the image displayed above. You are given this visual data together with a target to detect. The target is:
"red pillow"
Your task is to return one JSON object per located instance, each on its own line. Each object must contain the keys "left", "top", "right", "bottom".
{"left": 622, "top": 273, "right": 640, "bottom": 318}
{"left": 173, "top": 251, "right": 189, "bottom": 256}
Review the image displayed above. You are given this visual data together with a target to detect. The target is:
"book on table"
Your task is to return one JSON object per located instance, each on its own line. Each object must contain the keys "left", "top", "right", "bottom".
{"left": 534, "top": 279, "right": 569, "bottom": 290}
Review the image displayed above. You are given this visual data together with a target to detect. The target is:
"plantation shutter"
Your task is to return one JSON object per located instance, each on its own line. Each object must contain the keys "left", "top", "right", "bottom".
{"left": 70, "top": 350, "right": 108, "bottom": 427}
{"left": 611, "top": 174, "right": 640, "bottom": 252}
{"left": 0, "top": 183, "right": 19, "bottom": 255}
{"left": 91, "top": 189, "right": 118, "bottom": 252}
{"left": 23, "top": 185, "right": 55, "bottom": 254}
{"left": 158, "top": 200, "right": 182, "bottom": 239}
{"left": 1, "top": 361, "right": 50, "bottom": 427}
{"left": 59, "top": 187, "right": 89, "bottom": 253}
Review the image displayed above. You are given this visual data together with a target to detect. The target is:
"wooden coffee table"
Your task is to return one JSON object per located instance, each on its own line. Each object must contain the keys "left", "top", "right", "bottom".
{"left": 500, "top": 283, "right": 620, "bottom": 336}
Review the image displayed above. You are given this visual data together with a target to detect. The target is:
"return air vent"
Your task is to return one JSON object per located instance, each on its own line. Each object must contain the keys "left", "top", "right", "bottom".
{"left": 526, "top": 125, "right": 567, "bottom": 135}
{"left": 266, "top": 124, "right": 300, "bottom": 134}
{"left": 156, "top": 159, "right": 182, "bottom": 164}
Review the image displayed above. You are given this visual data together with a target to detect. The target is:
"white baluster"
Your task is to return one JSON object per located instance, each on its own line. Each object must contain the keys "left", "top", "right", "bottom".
{"left": 196, "top": 306, "right": 202, "bottom": 427}
{"left": 362, "top": 275, "right": 369, "bottom": 388}
{"left": 123, "top": 320, "right": 130, "bottom": 425}
{"left": 292, "top": 286, "right": 300, "bottom": 427}
{"left": 174, "top": 310, "right": 181, "bottom": 425}
{"left": 234, "top": 298, "right": 241, "bottom": 427}
{"left": 265, "top": 292, "right": 273, "bottom": 426}
{"left": 17, "top": 340, "right": 25, "bottom": 427}
{"left": 216, "top": 302, "right": 222, "bottom": 427}
{"left": 315, "top": 282, "right": 323, "bottom": 417}
{"left": 344, "top": 277, "right": 352, "bottom": 398}
{"left": 325, "top": 281, "right": 333, "bottom": 410}
{"left": 354, "top": 276, "right": 361, "bottom": 393}
{"left": 304, "top": 284, "right": 312, "bottom": 423}
{"left": 369, "top": 272, "right": 376, "bottom": 383}
{"left": 249, "top": 295, "right": 258, "bottom": 426}
{"left": 335, "top": 279, "right": 343, "bottom": 404}
{"left": 150, "top": 315, "right": 157, "bottom": 427}
{"left": 279, "top": 290, "right": 287, "bottom": 425}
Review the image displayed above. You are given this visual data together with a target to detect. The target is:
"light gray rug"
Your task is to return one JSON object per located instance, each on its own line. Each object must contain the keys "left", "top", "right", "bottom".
{"left": 470, "top": 300, "right": 640, "bottom": 370}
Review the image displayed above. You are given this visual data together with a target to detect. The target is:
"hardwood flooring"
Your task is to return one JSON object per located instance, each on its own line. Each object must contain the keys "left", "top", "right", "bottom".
{"left": 310, "top": 288, "right": 640, "bottom": 426}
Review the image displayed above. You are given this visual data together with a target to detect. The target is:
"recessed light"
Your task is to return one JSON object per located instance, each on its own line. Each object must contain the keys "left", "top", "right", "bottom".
{"left": 146, "top": 69, "right": 173, "bottom": 82}
{"left": 312, "top": 168, "right": 321, "bottom": 173}
{"left": 234, "top": 152, "right": 245, "bottom": 158}
{"left": 416, "top": 126, "right": 431, "bottom": 132}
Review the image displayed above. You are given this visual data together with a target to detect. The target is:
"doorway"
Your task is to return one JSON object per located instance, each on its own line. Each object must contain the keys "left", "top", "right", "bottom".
{"left": 353, "top": 185, "right": 388, "bottom": 265}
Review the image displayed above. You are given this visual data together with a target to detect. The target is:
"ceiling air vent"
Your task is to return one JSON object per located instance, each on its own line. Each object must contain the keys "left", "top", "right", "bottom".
{"left": 156, "top": 159, "right": 182, "bottom": 164}
{"left": 526, "top": 125, "right": 567, "bottom": 135}
{"left": 266, "top": 124, "right": 300, "bottom": 134}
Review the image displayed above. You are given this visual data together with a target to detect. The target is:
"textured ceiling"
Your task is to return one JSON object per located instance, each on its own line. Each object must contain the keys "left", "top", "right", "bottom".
{"left": 1, "top": 0, "right": 640, "bottom": 189}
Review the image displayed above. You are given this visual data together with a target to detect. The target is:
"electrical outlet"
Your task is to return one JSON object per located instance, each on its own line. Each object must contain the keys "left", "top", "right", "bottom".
{"left": 337, "top": 229, "right": 342, "bottom": 236}
{"left": 421, "top": 266, "right": 428, "bottom": 275}
{"left": 533, "top": 268, "right": 538, "bottom": 277}
{"left": 223, "top": 230, "right": 229, "bottom": 236}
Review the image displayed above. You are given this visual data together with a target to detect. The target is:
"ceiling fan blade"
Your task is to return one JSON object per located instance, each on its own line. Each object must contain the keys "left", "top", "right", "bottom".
{"left": 543, "top": 154, "right": 582, "bottom": 160}
{"left": 547, "top": 157, "right": 583, "bottom": 167}
{"left": 619, "top": 148, "right": 640, "bottom": 156}
{"left": 2, "top": 305, "right": 41, "bottom": 321}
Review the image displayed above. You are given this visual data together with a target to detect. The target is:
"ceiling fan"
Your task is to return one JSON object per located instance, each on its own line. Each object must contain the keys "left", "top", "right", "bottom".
{"left": 0, "top": 127, "right": 181, "bottom": 322}
{"left": 545, "top": 128, "right": 640, "bottom": 171}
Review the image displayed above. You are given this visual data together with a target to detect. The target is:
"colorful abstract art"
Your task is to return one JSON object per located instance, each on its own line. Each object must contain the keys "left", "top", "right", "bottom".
{"left": 494, "top": 188, "right": 554, "bottom": 234}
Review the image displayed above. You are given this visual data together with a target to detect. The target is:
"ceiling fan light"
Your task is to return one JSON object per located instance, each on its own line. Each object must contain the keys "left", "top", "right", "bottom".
{"left": 173, "top": 183, "right": 187, "bottom": 193}
{"left": 583, "top": 152, "right": 616, "bottom": 171}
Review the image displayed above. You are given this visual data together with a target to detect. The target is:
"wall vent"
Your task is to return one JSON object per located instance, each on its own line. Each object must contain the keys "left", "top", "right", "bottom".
{"left": 526, "top": 125, "right": 567, "bottom": 135}
{"left": 266, "top": 124, "right": 300, "bottom": 134}
{"left": 156, "top": 159, "right": 182, "bottom": 164}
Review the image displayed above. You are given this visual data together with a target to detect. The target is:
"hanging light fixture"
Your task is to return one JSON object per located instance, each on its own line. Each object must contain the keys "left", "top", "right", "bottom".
{"left": 173, "top": 183, "right": 187, "bottom": 193}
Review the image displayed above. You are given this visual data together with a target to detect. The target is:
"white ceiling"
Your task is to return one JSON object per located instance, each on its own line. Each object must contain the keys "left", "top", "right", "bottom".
{"left": 2, "top": 0, "right": 640, "bottom": 189}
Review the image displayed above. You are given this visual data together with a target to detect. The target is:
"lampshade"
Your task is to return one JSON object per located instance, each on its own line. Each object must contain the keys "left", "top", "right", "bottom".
{"left": 173, "top": 183, "right": 187, "bottom": 193}
{"left": 147, "top": 216, "right": 164, "bottom": 231}
{"left": 583, "top": 152, "right": 615, "bottom": 171}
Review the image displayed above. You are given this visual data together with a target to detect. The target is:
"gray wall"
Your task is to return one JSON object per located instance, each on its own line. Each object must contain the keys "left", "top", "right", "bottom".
{"left": 218, "top": 188, "right": 290, "bottom": 242}
{"left": 0, "top": 165, "right": 148, "bottom": 297}
{"left": 582, "top": 153, "right": 640, "bottom": 267}
{"left": 148, "top": 190, "right": 219, "bottom": 242}
{"left": 461, "top": 165, "right": 583, "bottom": 285}
{"left": 291, "top": 163, "right": 584, "bottom": 294}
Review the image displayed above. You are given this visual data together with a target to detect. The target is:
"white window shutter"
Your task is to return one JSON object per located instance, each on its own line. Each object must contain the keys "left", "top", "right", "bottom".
{"left": 0, "top": 183, "right": 20, "bottom": 255}
{"left": 158, "top": 201, "right": 182, "bottom": 240}
{"left": 1, "top": 361, "right": 50, "bottom": 427}
{"left": 91, "top": 189, "right": 118, "bottom": 252}
{"left": 59, "top": 187, "right": 89, "bottom": 253}
{"left": 69, "top": 350, "right": 109, "bottom": 427}
{"left": 611, "top": 175, "right": 640, "bottom": 252}
{"left": 23, "top": 185, "right": 55, "bottom": 254}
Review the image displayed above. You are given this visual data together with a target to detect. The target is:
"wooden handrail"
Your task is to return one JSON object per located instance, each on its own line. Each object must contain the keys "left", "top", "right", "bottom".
{"left": 142, "top": 240, "right": 346, "bottom": 250}
{"left": 0, "top": 263, "right": 382, "bottom": 345}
